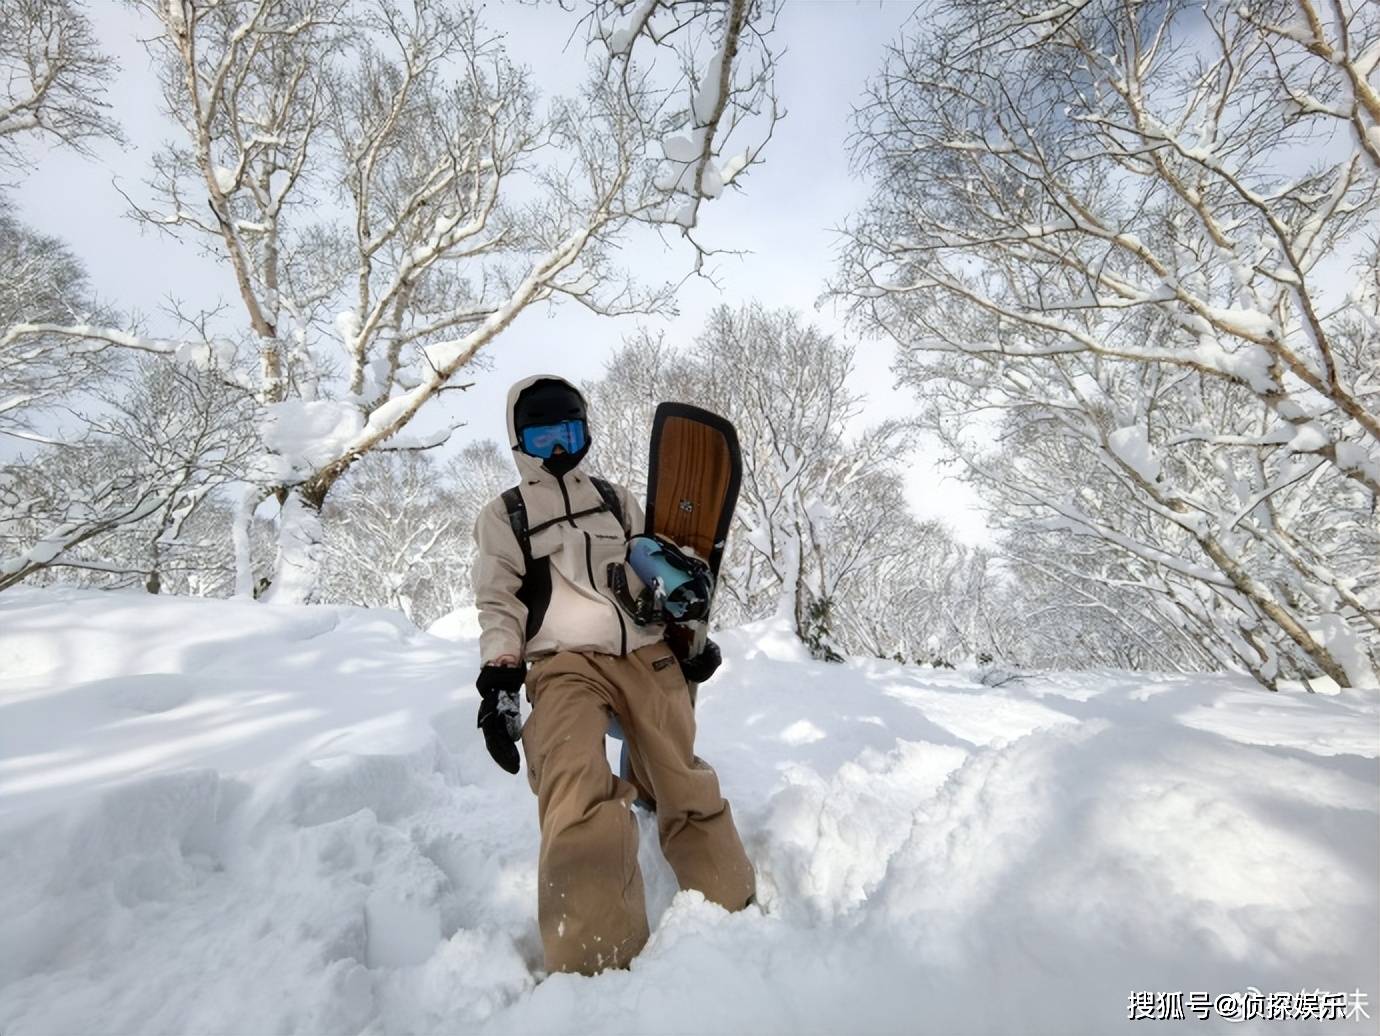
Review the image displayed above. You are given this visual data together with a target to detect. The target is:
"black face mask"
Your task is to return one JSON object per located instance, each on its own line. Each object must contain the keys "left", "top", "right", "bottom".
{"left": 541, "top": 440, "right": 589, "bottom": 477}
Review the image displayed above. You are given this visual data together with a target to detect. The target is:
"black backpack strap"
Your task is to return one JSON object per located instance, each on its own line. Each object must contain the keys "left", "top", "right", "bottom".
{"left": 503, "top": 478, "right": 625, "bottom": 560}
{"left": 590, "top": 476, "right": 629, "bottom": 537}
{"left": 500, "top": 485, "right": 549, "bottom": 641}
{"left": 500, "top": 486, "right": 532, "bottom": 566}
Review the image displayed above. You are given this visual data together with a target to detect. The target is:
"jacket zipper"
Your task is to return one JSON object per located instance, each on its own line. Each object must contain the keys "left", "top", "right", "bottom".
{"left": 559, "top": 473, "right": 630, "bottom": 656}
{"left": 583, "top": 529, "right": 628, "bottom": 655}
{"left": 556, "top": 472, "right": 575, "bottom": 525}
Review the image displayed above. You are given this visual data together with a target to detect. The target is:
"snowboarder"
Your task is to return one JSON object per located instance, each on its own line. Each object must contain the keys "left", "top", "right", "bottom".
{"left": 472, "top": 374, "right": 756, "bottom": 976}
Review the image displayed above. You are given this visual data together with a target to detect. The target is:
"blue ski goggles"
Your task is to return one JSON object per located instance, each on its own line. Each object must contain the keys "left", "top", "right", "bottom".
{"left": 519, "top": 419, "right": 587, "bottom": 459}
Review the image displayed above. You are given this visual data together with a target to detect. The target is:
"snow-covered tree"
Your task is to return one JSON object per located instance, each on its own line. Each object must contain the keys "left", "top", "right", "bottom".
{"left": 997, "top": 525, "right": 1229, "bottom": 673}
{"left": 0, "top": 357, "right": 257, "bottom": 592}
{"left": 0, "top": 10, "right": 188, "bottom": 590}
{"left": 315, "top": 438, "right": 511, "bottom": 627}
{"left": 839, "top": 0, "right": 1379, "bottom": 688}
{"left": 92, "top": 358, "right": 257, "bottom": 593}
{"left": 317, "top": 451, "right": 464, "bottom": 625}
{"left": 585, "top": 305, "right": 924, "bottom": 658}
{"left": 583, "top": 328, "right": 699, "bottom": 499}
{"left": 0, "top": 0, "right": 121, "bottom": 165}
{"left": 1, "top": 0, "right": 781, "bottom": 604}
{"left": 0, "top": 0, "right": 123, "bottom": 445}
{"left": 0, "top": 202, "right": 115, "bottom": 447}
{"left": 439, "top": 437, "right": 519, "bottom": 607}
{"left": 686, "top": 304, "right": 908, "bottom": 651}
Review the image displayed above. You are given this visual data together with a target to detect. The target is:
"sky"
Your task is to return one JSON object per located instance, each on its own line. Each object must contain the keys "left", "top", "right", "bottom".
{"left": 10, "top": 0, "right": 991, "bottom": 543}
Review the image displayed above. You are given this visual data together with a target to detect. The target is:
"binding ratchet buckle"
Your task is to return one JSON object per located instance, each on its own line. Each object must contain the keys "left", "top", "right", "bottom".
{"left": 607, "top": 534, "right": 713, "bottom": 626}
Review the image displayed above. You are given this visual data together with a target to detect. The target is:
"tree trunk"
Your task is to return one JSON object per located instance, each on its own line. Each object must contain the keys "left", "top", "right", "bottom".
{"left": 265, "top": 488, "right": 325, "bottom": 605}
{"left": 232, "top": 485, "right": 260, "bottom": 598}
{"left": 1196, "top": 533, "right": 1354, "bottom": 687}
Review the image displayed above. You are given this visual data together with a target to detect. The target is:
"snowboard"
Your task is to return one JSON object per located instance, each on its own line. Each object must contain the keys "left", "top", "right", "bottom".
{"left": 609, "top": 402, "right": 742, "bottom": 807}
{"left": 643, "top": 402, "right": 741, "bottom": 690}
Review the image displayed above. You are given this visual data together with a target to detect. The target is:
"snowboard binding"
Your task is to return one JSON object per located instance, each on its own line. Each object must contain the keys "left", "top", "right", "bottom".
{"left": 607, "top": 534, "right": 714, "bottom": 627}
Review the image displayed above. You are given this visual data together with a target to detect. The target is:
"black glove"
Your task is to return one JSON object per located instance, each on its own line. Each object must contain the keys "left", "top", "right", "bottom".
{"left": 679, "top": 638, "right": 722, "bottom": 684}
{"left": 476, "top": 663, "right": 526, "bottom": 774}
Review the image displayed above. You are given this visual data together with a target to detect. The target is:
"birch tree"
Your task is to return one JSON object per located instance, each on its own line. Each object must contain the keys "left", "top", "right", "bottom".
{"left": 1, "top": 0, "right": 781, "bottom": 602}
{"left": 316, "top": 440, "right": 511, "bottom": 627}
{"left": 0, "top": 0, "right": 121, "bottom": 164}
{"left": 687, "top": 304, "right": 908, "bottom": 650}
{"left": 0, "top": 5, "right": 168, "bottom": 587}
{"left": 585, "top": 305, "right": 913, "bottom": 657}
{"left": 583, "top": 327, "right": 699, "bottom": 499}
{"left": 0, "top": 357, "right": 256, "bottom": 591}
{"left": 0, "top": 0, "right": 122, "bottom": 446}
{"left": 839, "top": 0, "right": 1379, "bottom": 688}
{"left": 0, "top": 202, "right": 114, "bottom": 447}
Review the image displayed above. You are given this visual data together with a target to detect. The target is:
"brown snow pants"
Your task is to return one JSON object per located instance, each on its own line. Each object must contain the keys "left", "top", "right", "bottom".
{"left": 520, "top": 642, "right": 756, "bottom": 976}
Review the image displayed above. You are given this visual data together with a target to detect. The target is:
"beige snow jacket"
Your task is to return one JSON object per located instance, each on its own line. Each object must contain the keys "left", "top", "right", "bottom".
{"left": 472, "top": 374, "right": 665, "bottom": 664}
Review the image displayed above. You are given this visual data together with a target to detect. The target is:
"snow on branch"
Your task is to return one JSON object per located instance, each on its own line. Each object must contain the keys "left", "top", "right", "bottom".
{"left": 7, "top": 0, "right": 784, "bottom": 605}
{"left": 588, "top": 0, "right": 783, "bottom": 272}
{"left": 0, "top": 0, "right": 123, "bottom": 166}
{"left": 837, "top": 0, "right": 1380, "bottom": 687}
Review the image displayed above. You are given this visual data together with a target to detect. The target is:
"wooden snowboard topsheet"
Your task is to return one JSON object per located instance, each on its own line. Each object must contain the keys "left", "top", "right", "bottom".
{"left": 644, "top": 403, "right": 741, "bottom": 676}
{"left": 644, "top": 404, "right": 741, "bottom": 575}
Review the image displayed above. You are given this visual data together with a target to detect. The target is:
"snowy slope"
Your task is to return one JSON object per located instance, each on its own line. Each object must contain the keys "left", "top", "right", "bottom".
{"left": 0, "top": 588, "right": 1375, "bottom": 1035}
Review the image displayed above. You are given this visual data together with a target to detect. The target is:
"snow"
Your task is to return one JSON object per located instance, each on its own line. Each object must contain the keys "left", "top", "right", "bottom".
{"left": 556, "top": 269, "right": 599, "bottom": 296}
{"left": 359, "top": 356, "right": 393, "bottom": 402}
{"left": 364, "top": 395, "right": 415, "bottom": 437}
{"left": 1107, "top": 425, "right": 1162, "bottom": 483}
{"left": 261, "top": 399, "right": 365, "bottom": 481}
{"left": 655, "top": 155, "right": 724, "bottom": 201}
{"left": 1333, "top": 440, "right": 1380, "bottom": 484}
{"left": 212, "top": 166, "right": 237, "bottom": 193}
{"left": 672, "top": 200, "right": 697, "bottom": 228}
{"left": 720, "top": 149, "right": 751, "bottom": 184}
{"left": 4, "top": 323, "right": 179, "bottom": 356}
{"left": 1310, "top": 613, "right": 1380, "bottom": 691}
{"left": 693, "top": 52, "right": 725, "bottom": 125}
{"left": 428, "top": 605, "right": 484, "bottom": 642}
{"left": 335, "top": 310, "right": 362, "bottom": 353}
{"left": 1287, "top": 422, "right": 1330, "bottom": 454}
{"left": 1204, "top": 305, "right": 1278, "bottom": 340}
{"left": 726, "top": 610, "right": 811, "bottom": 666}
{"left": 1, "top": 536, "right": 63, "bottom": 575}
{"left": 173, "top": 337, "right": 235, "bottom": 371}
{"left": 661, "top": 135, "right": 698, "bottom": 163}
{"left": 1195, "top": 335, "right": 1276, "bottom": 393}
{"left": 264, "top": 491, "right": 325, "bottom": 605}
{"left": 604, "top": 0, "right": 656, "bottom": 57}
{"left": 696, "top": 162, "right": 724, "bottom": 199}
{"left": 0, "top": 587, "right": 1376, "bottom": 1034}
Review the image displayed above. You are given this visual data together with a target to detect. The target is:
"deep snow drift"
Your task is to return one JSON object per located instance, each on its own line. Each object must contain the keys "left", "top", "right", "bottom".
{"left": 0, "top": 588, "right": 1375, "bottom": 1034}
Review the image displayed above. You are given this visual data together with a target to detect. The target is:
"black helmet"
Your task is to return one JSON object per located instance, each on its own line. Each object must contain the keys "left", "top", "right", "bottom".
{"left": 514, "top": 378, "right": 586, "bottom": 432}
